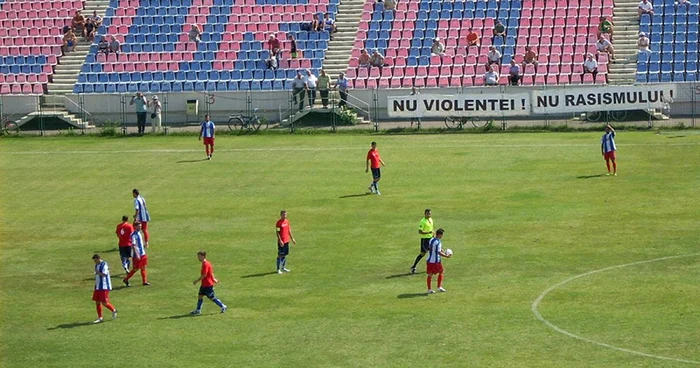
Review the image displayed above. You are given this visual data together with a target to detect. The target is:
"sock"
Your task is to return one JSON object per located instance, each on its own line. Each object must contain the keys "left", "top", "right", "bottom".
{"left": 127, "top": 259, "right": 131, "bottom": 270}
{"left": 143, "top": 230, "right": 149, "bottom": 243}
{"left": 437, "top": 274, "right": 444, "bottom": 288}
{"left": 124, "top": 268, "right": 137, "bottom": 281}
{"left": 121, "top": 257, "right": 129, "bottom": 270}
{"left": 96, "top": 304, "right": 103, "bottom": 318}
{"left": 612, "top": 161, "right": 617, "bottom": 173}
{"left": 141, "top": 269, "right": 148, "bottom": 283}
{"left": 427, "top": 275, "right": 432, "bottom": 290}
{"left": 196, "top": 299, "right": 204, "bottom": 311}
{"left": 412, "top": 254, "right": 424, "bottom": 268}
{"left": 374, "top": 181, "right": 379, "bottom": 191}
{"left": 281, "top": 258, "right": 287, "bottom": 269}
{"left": 276, "top": 258, "right": 281, "bottom": 270}
{"left": 212, "top": 298, "right": 225, "bottom": 308}
{"left": 210, "top": 145, "right": 214, "bottom": 154}
{"left": 105, "top": 303, "right": 116, "bottom": 312}
{"left": 206, "top": 147, "right": 210, "bottom": 156}
{"left": 606, "top": 160, "right": 611, "bottom": 172}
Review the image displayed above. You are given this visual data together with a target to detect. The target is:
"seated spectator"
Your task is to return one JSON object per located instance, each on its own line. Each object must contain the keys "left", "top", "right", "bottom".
{"left": 109, "top": 35, "right": 120, "bottom": 53}
{"left": 71, "top": 11, "right": 86, "bottom": 37}
{"left": 638, "top": 0, "right": 654, "bottom": 17}
{"left": 98, "top": 36, "right": 109, "bottom": 53}
{"left": 637, "top": 32, "right": 651, "bottom": 57}
{"left": 598, "top": 16, "right": 614, "bottom": 38}
{"left": 268, "top": 34, "right": 281, "bottom": 59}
{"left": 85, "top": 19, "right": 95, "bottom": 42}
{"left": 486, "top": 46, "right": 502, "bottom": 67}
{"left": 188, "top": 24, "right": 201, "bottom": 44}
{"left": 310, "top": 14, "right": 322, "bottom": 32}
{"left": 492, "top": 19, "right": 506, "bottom": 39}
{"left": 507, "top": 60, "right": 521, "bottom": 86}
{"left": 431, "top": 38, "right": 445, "bottom": 55}
{"left": 596, "top": 34, "right": 616, "bottom": 60}
{"left": 676, "top": 0, "right": 690, "bottom": 10}
{"left": 358, "top": 49, "right": 371, "bottom": 68}
{"left": 89, "top": 10, "right": 102, "bottom": 27}
{"left": 370, "top": 49, "right": 385, "bottom": 69}
{"left": 289, "top": 35, "right": 298, "bottom": 58}
{"left": 62, "top": 29, "right": 77, "bottom": 52}
{"left": 62, "top": 25, "right": 71, "bottom": 34}
{"left": 266, "top": 54, "right": 278, "bottom": 70}
{"left": 581, "top": 53, "right": 598, "bottom": 82}
{"left": 484, "top": 65, "right": 500, "bottom": 86}
{"left": 466, "top": 28, "right": 480, "bottom": 46}
{"left": 384, "top": 0, "right": 396, "bottom": 11}
{"left": 521, "top": 46, "right": 539, "bottom": 70}
{"left": 323, "top": 13, "right": 337, "bottom": 34}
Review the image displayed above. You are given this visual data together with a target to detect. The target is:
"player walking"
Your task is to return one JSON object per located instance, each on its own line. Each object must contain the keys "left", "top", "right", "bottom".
{"left": 601, "top": 124, "right": 617, "bottom": 176}
{"left": 115, "top": 215, "right": 134, "bottom": 273}
{"left": 132, "top": 188, "right": 151, "bottom": 246}
{"left": 365, "top": 141, "right": 386, "bottom": 195}
{"left": 123, "top": 221, "right": 149, "bottom": 286}
{"left": 191, "top": 251, "right": 227, "bottom": 314}
{"left": 276, "top": 210, "right": 297, "bottom": 274}
{"left": 426, "top": 229, "right": 451, "bottom": 294}
{"left": 92, "top": 254, "right": 117, "bottom": 323}
{"left": 411, "top": 209, "right": 434, "bottom": 274}
{"left": 199, "top": 114, "right": 215, "bottom": 160}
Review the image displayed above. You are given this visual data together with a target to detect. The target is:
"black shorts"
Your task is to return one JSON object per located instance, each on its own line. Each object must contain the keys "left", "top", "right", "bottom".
{"left": 119, "top": 246, "right": 132, "bottom": 258}
{"left": 371, "top": 167, "right": 381, "bottom": 179}
{"left": 198, "top": 286, "right": 216, "bottom": 299}
{"left": 278, "top": 242, "right": 289, "bottom": 256}
{"left": 420, "top": 238, "right": 431, "bottom": 253}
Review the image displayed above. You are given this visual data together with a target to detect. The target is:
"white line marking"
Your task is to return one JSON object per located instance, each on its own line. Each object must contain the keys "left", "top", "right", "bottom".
{"left": 2, "top": 142, "right": 700, "bottom": 155}
{"left": 532, "top": 253, "right": 700, "bottom": 365}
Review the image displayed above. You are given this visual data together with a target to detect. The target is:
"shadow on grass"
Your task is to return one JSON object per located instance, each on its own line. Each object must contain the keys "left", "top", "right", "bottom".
{"left": 667, "top": 135, "right": 686, "bottom": 139}
{"left": 576, "top": 174, "right": 605, "bottom": 179}
{"left": 339, "top": 193, "right": 371, "bottom": 199}
{"left": 82, "top": 275, "right": 125, "bottom": 282}
{"left": 95, "top": 247, "right": 119, "bottom": 253}
{"left": 397, "top": 293, "right": 428, "bottom": 299}
{"left": 241, "top": 271, "right": 278, "bottom": 278}
{"left": 158, "top": 313, "right": 215, "bottom": 320}
{"left": 47, "top": 321, "right": 95, "bottom": 330}
{"left": 176, "top": 158, "right": 209, "bottom": 164}
{"left": 386, "top": 272, "right": 424, "bottom": 279}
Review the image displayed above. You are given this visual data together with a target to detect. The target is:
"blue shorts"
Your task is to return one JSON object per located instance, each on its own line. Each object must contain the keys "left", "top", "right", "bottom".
{"left": 198, "top": 286, "right": 216, "bottom": 299}
{"left": 67, "top": 41, "right": 74, "bottom": 46}
{"left": 278, "top": 242, "right": 289, "bottom": 256}
{"left": 371, "top": 168, "right": 381, "bottom": 180}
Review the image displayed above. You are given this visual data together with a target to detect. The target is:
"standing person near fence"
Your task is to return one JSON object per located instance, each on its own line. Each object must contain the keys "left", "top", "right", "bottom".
{"left": 292, "top": 72, "right": 307, "bottom": 112}
{"left": 601, "top": 124, "right": 618, "bottom": 176}
{"left": 317, "top": 69, "right": 331, "bottom": 109}
{"left": 334, "top": 72, "right": 349, "bottom": 109}
{"left": 149, "top": 96, "right": 162, "bottom": 132}
{"left": 306, "top": 70, "right": 318, "bottom": 108}
{"left": 199, "top": 114, "right": 215, "bottom": 160}
{"left": 130, "top": 92, "right": 148, "bottom": 134}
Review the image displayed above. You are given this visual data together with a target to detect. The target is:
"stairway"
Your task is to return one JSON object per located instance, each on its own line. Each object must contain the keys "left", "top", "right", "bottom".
{"left": 322, "top": 0, "right": 366, "bottom": 78}
{"left": 606, "top": 0, "right": 641, "bottom": 85}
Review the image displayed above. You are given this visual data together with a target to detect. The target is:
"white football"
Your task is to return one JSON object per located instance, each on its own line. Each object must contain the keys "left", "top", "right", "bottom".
{"left": 445, "top": 248, "right": 453, "bottom": 256}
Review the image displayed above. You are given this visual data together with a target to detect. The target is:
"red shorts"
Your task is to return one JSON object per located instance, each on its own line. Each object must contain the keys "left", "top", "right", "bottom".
{"left": 426, "top": 262, "right": 444, "bottom": 275}
{"left": 203, "top": 137, "right": 214, "bottom": 146}
{"left": 604, "top": 151, "right": 616, "bottom": 160}
{"left": 92, "top": 290, "right": 110, "bottom": 303}
{"left": 133, "top": 255, "right": 149, "bottom": 269}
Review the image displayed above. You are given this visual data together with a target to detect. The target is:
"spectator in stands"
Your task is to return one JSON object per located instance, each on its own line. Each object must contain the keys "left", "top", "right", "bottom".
{"left": 266, "top": 54, "right": 278, "bottom": 70}
{"left": 637, "top": 32, "right": 651, "bottom": 57}
{"left": 384, "top": 0, "right": 397, "bottom": 11}
{"left": 334, "top": 72, "right": 349, "bottom": 109}
{"left": 521, "top": 46, "right": 539, "bottom": 70}
{"left": 486, "top": 46, "right": 502, "bottom": 68}
{"left": 189, "top": 25, "right": 202, "bottom": 44}
{"left": 130, "top": 92, "right": 148, "bottom": 134}
{"left": 306, "top": 70, "right": 318, "bottom": 108}
{"left": 268, "top": 34, "right": 281, "bottom": 59}
{"left": 85, "top": 19, "right": 95, "bottom": 43}
{"left": 358, "top": 49, "right": 371, "bottom": 68}
{"left": 484, "top": 65, "right": 499, "bottom": 86}
{"left": 466, "top": 28, "right": 480, "bottom": 46}
{"left": 676, "top": 0, "right": 690, "bottom": 10}
{"left": 492, "top": 19, "right": 506, "bottom": 40}
{"left": 323, "top": 13, "right": 337, "bottom": 34}
{"left": 90, "top": 11, "right": 102, "bottom": 27}
{"left": 72, "top": 11, "right": 86, "bottom": 37}
{"left": 62, "top": 29, "right": 78, "bottom": 53}
{"left": 310, "top": 14, "right": 323, "bottom": 32}
{"left": 431, "top": 38, "right": 445, "bottom": 56}
{"left": 370, "top": 50, "right": 385, "bottom": 69}
{"left": 109, "top": 36, "right": 121, "bottom": 53}
{"left": 62, "top": 25, "right": 71, "bottom": 35}
{"left": 149, "top": 96, "right": 162, "bottom": 132}
{"left": 508, "top": 60, "right": 521, "bottom": 85}
{"left": 598, "top": 16, "right": 614, "bottom": 39}
{"left": 596, "top": 34, "right": 616, "bottom": 60}
{"left": 98, "top": 36, "right": 109, "bottom": 53}
{"left": 289, "top": 35, "right": 298, "bottom": 59}
{"left": 581, "top": 53, "right": 598, "bottom": 83}
{"left": 638, "top": 0, "right": 654, "bottom": 17}
{"left": 317, "top": 69, "right": 331, "bottom": 108}
{"left": 292, "top": 72, "right": 307, "bottom": 111}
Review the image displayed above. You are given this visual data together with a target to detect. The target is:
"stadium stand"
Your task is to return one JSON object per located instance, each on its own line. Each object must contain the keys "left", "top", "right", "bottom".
{"left": 636, "top": 0, "right": 700, "bottom": 83}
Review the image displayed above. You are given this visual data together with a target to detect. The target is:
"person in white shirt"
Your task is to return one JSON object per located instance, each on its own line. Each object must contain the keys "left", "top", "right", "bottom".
{"left": 596, "top": 35, "right": 616, "bottom": 60}
{"left": 637, "top": 32, "right": 651, "bottom": 58}
{"left": 292, "top": 72, "right": 307, "bottom": 111}
{"left": 370, "top": 50, "right": 385, "bottom": 70}
{"left": 431, "top": 38, "right": 445, "bottom": 56}
{"left": 581, "top": 53, "right": 599, "bottom": 83}
{"left": 148, "top": 96, "right": 161, "bottom": 132}
{"left": 486, "top": 45, "right": 502, "bottom": 68}
{"left": 638, "top": 0, "right": 654, "bottom": 17}
{"left": 484, "top": 64, "right": 499, "bottom": 86}
{"left": 89, "top": 10, "right": 102, "bottom": 27}
{"left": 305, "top": 70, "right": 318, "bottom": 108}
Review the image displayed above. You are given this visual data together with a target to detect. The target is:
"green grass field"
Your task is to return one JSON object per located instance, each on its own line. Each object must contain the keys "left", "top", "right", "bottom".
{"left": 1, "top": 132, "right": 699, "bottom": 367}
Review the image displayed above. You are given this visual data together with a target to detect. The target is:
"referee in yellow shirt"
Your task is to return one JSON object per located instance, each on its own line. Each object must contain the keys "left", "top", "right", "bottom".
{"left": 411, "top": 209, "right": 434, "bottom": 273}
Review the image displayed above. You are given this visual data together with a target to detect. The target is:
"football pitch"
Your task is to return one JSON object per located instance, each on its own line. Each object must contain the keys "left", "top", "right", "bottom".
{"left": 1, "top": 131, "right": 699, "bottom": 367}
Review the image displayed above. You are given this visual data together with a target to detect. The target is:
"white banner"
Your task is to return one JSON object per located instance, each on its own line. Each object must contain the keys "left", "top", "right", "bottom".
{"left": 387, "top": 93, "right": 531, "bottom": 118}
{"left": 531, "top": 84, "right": 676, "bottom": 114}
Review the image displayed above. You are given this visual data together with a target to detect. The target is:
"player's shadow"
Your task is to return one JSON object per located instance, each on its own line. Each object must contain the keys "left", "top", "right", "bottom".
{"left": 159, "top": 313, "right": 215, "bottom": 320}
{"left": 339, "top": 193, "right": 371, "bottom": 199}
{"left": 397, "top": 293, "right": 428, "bottom": 299}
{"left": 576, "top": 174, "right": 605, "bottom": 179}
{"left": 176, "top": 158, "right": 209, "bottom": 164}
{"left": 241, "top": 271, "right": 278, "bottom": 278}
{"left": 386, "top": 272, "right": 424, "bottom": 279}
{"left": 95, "top": 247, "right": 119, "bottom": 253}
{"left": 82, "top": 275, "right": 124, "bottom": 281}
{"left": 47, "top": 321, "right": 95, "bottom": 330}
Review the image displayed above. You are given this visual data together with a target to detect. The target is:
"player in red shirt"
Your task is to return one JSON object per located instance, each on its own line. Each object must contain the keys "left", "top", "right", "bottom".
{"left": 115, "top": 215, "right": 134, "bottom": 273}
{"left": 365, "top": 141, "right": 386, "bottom": 195}
{"left": 191, "top": 251, "right": 227, "bottom": 314}
{"left": 276, "top": 210, "right": 297, "bottom": 274}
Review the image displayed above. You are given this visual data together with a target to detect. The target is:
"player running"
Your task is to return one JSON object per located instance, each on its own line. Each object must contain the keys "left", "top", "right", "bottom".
{"left": 426, "top": 228, "right": 451, "bottom": 294}
{"left": 123, "top": 221, "right": 149, "bottom": 286}
{"left": 132, "top": 188, "right": 151, "bottom": 246}
{"left": 191, "top": 251, "right": 227, "bottom": 314}
{"left": 276, "top": 210, "right": 297, "bottom": 274}
{"left": 365, "top": 141, "right": 386, "bottom": 195}
{"left": 601, "top": 124, "right": 617, "bottom": 176}
{"left": 411, "top": 208, "right": 434, "bottom": 274}
{"left": 199, "top": 114, "right": 215, "bottom": 160}
{"left": 115, "top": 215, "right": 134, "bottom": 273}
{"left": 92, "top": 254, "right": 117, "bottom": 323}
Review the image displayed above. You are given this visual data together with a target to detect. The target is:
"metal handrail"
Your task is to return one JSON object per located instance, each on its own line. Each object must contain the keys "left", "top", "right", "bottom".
{"left": 64, "top": 95, "right": 92, "bottom": 117}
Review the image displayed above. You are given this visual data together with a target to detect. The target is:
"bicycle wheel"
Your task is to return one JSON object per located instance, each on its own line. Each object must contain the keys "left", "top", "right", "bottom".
{"left": 610, "top": 110, "right": 627, "bottom": 122}
{"left": 3, "top": 121, "right": 19, "bottom": 135}
{"left": 249, "top": 117, "right": 264, "bottom": 131}
{"left": 469, "top": 118, "right": 487, "bottom": 128}
{"left": 585, "top": 112, "right": 602, "bottom": 122}
{"left": 228, "top": 117, "right": 243, "bottom": 130}
{"left": 255, "top": 117, "right": 269, "bottom": 130}
{"left": 444, "top": 116, "right": 461, "bottom": 129}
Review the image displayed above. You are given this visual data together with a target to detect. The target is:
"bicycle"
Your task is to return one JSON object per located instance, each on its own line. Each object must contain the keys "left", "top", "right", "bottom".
{"left": 1, "top": 114, "right": 19, "bottom": 136}
{"left": 585, "top": 110, "right": 627, "bottom": 122}
{"left": 444, "top": 116, "right": 490, "bottom": 129}
{"left": 227, "top": 108, "right": 268, "bottom": 131}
